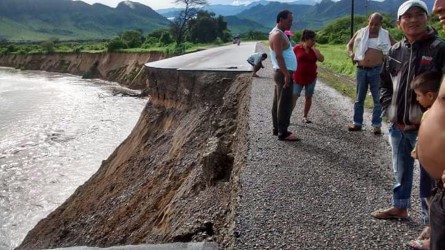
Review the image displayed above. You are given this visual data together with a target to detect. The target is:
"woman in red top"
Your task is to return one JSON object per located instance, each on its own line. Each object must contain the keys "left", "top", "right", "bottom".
{"left": 292, "top": 29, "right": 324, "bottom": 123}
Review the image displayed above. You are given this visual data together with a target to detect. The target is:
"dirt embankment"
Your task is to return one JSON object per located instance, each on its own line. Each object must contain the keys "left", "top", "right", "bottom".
{"left": 0, "top": 52, "right": 166, "bottom": 90}
{"left": 16, "top": 64, "right": 251, "bottom": 249}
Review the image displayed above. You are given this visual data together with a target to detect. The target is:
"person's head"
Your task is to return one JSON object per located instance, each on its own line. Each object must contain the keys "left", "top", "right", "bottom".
{"left": 276, "top": 10, "right": 293, "bottom": 31}
{"left": 411, "top": 71, "right": 442, "bottom": 108}
{"left": 368, "top": 12, "right": 383, "bottom": 34}
{"left": 300, "top": 29, "right": 317, "bottom": 47}
{"left": 397, "top": 0, "right": 429, "bottom": 42}
{"left": 261, "top": 53, "right": 267, "bottom": 61}
{"left": 433, "top": 0, "right": 445, "bottom": 30}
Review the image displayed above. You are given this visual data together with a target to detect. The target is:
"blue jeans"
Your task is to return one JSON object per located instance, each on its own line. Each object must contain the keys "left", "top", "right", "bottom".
{"left": 388, "top": 123, "right": 418, "bottom": 208}
{"left": 293, "top": 80, "right": 316, "bottom": 97}
{"left": 353, "top": 66, "right": 382, "bottom": 128}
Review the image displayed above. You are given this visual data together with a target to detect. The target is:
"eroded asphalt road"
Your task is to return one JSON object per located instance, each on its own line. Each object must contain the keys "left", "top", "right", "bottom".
{"left": 234, "top": 43, "right": 424, "bottom": 249}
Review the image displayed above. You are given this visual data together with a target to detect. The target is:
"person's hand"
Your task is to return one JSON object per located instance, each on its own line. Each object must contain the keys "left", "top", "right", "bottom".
{"left": 442, "top": 170, "right": 445, "bottom": 188}
{"left": 284, "top": 73, "right": 291, "bottom": 88}
{"left": 411, "top": 149, "right": 417, "bottom": 159}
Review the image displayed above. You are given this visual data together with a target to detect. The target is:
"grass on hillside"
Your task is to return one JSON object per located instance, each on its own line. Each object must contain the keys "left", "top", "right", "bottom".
{"left": 317, "top": 44, "right": 374, "bottom": 109}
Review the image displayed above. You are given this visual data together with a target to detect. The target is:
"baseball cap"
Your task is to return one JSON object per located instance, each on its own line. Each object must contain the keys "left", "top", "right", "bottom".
{"left": 397, "top": 0, "right": 428, "bottom": 19}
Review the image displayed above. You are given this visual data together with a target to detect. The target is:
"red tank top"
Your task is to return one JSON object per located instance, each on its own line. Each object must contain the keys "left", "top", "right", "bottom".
{"left": 292, "top": 44, "right": 317, "bottom": 85}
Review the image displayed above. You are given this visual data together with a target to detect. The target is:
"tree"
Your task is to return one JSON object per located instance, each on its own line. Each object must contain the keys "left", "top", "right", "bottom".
{"left": 107, "top": 36, "right": 127, "bottom": 52}
{"left": 121, "top": 30, "right": 143, "bottom": 48}
{"left": 187, "top": 11, "right": 218, "bottom": 43}
{"left": 40, "top": 40, "right": 55, "bottom": 53}
{"left": 170, "top": 0, "right": 207, "bottom": 45}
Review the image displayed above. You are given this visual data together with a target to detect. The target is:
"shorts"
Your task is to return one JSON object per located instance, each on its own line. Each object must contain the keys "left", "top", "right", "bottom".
{"left": 293, "top": 80, "right": 316, "bottom": 97}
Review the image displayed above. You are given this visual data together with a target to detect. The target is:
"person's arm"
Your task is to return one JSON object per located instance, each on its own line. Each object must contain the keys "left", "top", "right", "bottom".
{"left": 347, "top": 32, "right": 357, "bottom": 58}
{"left": 347, "top": 32, "right": 358, "bottom": 64}
{"left": 312, "top": 47, "right": 324, "bottom": 62}
{"left": 380, "top": 55, "right": 393, "bottom": 118}
{"left": 271, "top": 32, "right": 291, "bottom": 87}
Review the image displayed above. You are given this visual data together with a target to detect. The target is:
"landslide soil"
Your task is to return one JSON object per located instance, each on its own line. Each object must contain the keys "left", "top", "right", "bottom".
{"left": 16, "top": 69, "right": 251, "bottom": 249}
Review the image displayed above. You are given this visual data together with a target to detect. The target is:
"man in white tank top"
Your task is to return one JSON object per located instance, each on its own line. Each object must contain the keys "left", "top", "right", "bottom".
{"left": 269, "top": 9, "right": 299, "bottom": 141}
{"left": 346, "top": 12, "right": 396, "bottom": 135}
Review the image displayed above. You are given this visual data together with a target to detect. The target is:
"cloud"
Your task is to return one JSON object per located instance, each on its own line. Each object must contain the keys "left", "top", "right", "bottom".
{"left": 231, "top": 0, "right": 252, "bottom": 5}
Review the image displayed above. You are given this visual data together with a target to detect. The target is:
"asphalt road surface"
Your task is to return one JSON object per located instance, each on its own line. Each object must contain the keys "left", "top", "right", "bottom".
{"left": 145, "top": 42, "right": 256, "bottom": 72}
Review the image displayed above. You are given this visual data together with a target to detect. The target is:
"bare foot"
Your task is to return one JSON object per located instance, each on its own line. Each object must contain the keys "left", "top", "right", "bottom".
{"left": 418, "top": 226, "right": 431, "bottom": 240}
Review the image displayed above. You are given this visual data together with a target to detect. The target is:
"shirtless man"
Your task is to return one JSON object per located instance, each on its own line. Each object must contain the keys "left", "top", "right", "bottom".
{"left": 347, "top": 12, "right": 396, "bottom": 135}
{"left": 269, "top": 10, "right": 298, "bottom": 141}
{"left": 416, "top": 0, "right": 445, "bottom": 249}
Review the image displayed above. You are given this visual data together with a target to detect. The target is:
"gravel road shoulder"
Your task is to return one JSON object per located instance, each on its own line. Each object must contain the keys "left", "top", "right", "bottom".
{"left": 234, "top": 42, "right": 424, "bottom": 249}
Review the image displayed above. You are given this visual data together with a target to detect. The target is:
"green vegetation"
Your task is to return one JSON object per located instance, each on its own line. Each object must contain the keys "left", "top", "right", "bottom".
{"left": 318, "top": 44, "right": 355, "bottom": 77}
{"left": 2, "top": 12, "right": 445, "bottom": 110}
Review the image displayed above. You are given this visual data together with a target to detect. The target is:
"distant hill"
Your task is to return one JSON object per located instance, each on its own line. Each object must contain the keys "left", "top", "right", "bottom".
{"left": 0, "top": 0, "right": 437, "bottom": 42}
{"left": 0, "top": 0, "right": 170, "bottom": 41}
{"left": 231, "top": 0, "right": 435, "bottom": 30}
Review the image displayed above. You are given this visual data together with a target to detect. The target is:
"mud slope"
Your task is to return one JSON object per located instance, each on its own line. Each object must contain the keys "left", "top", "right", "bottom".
{"left": 16, "top": 69, "right": 251, "bottom": 249}
{"left": 0, "top": 52, "right": 166, "bottom": 89}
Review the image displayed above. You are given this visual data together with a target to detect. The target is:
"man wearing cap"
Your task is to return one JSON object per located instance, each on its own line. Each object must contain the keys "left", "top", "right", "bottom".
{"left": 371, "top": 0, "right": 445, "bottom": 224}
{"left": 347, "top": 12, "right": 396, "bottom": 135}
{"left": 269, "top": 10, "right": 298, "bottom": 141}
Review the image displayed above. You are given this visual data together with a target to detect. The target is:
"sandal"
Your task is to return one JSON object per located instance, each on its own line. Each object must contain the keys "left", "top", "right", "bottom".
{"left": 370, "top": 208, "right": 409, "bottom": 220}
{"left": 278, "top": 132, "right": 300, "bottom": 141}
{"left": 302, "top": 117, "right": 312, "bottom": 123}
{"left": 406, "top": 239, "right": 430, "bottom": 250}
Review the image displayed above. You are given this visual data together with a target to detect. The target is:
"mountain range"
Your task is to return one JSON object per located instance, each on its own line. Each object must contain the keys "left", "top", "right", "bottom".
{"left": 0, "top": 0, "right": 170, "bottom": 41}
{"left": 0, "top": 0, "right": 436, "bottom": 42}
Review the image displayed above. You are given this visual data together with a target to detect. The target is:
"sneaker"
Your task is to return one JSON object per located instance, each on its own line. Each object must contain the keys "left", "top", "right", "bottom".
{"left": 348, "top": 124, "right": 362, "bottom": 131}
{"left": 373, "top": 127, "right": 382, "bottom": 135}
{"left": 273, "top": 128, "right": 278, "bottom": 136}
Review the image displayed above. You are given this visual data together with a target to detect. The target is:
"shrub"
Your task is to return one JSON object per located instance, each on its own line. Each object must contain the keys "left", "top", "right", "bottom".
{"left": 107, "top": 37, "right": 127, "bottom": 52}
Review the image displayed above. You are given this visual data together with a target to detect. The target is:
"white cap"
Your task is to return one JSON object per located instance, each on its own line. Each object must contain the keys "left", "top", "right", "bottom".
{"left": 397, "top": 0, "right": 428, "bottom": 19}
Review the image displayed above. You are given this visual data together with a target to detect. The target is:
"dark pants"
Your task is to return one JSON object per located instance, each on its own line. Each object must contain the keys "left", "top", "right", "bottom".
{"left": 248, "top": 61, "right": 263, "bottom": 73}
{"left": 420, "top": 164, "right": 435, "bottom": 224}
{"left": 430, "top": 182, "right": 445, "bottom": 250}
{"left": 272, "top": 70, "right": 293, "bottom": 137}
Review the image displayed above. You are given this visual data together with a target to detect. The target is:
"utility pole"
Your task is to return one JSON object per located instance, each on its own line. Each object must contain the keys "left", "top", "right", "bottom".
{"left": 350, "top": 0, "right": 355, "bottom": 38}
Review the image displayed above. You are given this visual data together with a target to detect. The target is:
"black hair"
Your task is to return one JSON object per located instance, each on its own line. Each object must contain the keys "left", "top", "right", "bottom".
{"left": 411, "top": 71, "right": 442, "bottom": 93}
{"left": 301, "top": 29, "right": 316, "bottom": 42}
{"left": 261, "top": 53, "right": 267, "bottom": 59}
{"left": 276, "top": 10, "right": 292, "bottom": 23}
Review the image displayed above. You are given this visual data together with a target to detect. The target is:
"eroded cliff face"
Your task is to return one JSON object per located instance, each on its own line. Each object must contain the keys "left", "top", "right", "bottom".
{"left": 0, "top": 52, "right": 165, "bottom": 90}
{"left": 16, "top": 68, "right": 251, "bottom": 249}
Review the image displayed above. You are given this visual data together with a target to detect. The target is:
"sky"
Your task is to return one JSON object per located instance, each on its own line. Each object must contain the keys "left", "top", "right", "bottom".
{"left": 78, "top": 0, "right": 298, "bottom": 10}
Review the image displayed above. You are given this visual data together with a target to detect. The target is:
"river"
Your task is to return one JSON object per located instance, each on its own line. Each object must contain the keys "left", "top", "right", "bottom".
{"left": 0, "top": 67, "right": 146, "bottom": 249}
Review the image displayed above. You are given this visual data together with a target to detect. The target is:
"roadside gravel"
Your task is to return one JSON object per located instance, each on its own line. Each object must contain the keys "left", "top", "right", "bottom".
{"left": 234, "top": 43, "right": 423, "bottom": 250}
